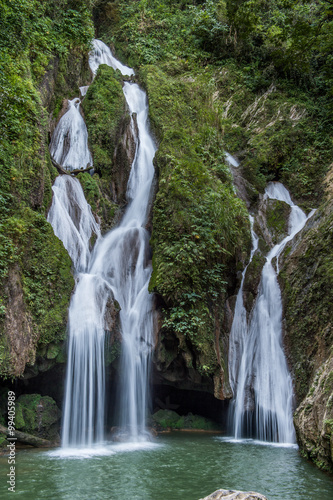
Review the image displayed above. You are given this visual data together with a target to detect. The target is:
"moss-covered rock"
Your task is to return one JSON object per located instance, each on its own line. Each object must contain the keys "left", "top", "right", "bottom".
{"left": 15, "top": 393, "right": 61, "bottom": 441}
{"left": 265, "top": 199, "right": 291, "bottom": 245}
{"left": 77, "top": 172, "right": 119, "bottom": 233}
{"left": 140, "top": 64, "right": 250, "bottom": 397}
{"left": 280, "top": 200, "right": 333, "bottom": 403}
{"left": 82, "top": 65, "right": 137, "bottom": 213}
{"left": 152, "top": 409, "right": 220, "bottom": 431}
{"left": 294, "top": 354, "right": 333, "bottom": 473}
{"left": 242, "top": 252, "right": 266, "bottom": 314}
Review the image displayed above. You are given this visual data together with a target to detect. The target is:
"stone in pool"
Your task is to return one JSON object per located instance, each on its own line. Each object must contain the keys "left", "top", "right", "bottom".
{"left": 199, "top": 489, "right": 268, "bottom": 500}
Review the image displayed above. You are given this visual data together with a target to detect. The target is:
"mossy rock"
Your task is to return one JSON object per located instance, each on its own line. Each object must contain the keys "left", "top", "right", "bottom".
{"left": 152, "top": 409, "right": 181, "bottom": 429}
{"left": 15, "top": 394, "right": 61, "bottom": 441}
{"left": 265, "top": 199, "right": 291, "bottom": 244}
{"left": 77, "top": 172, "right": 119, "bottom": 232}
{"left": 152, "top": 409, "right": 219, "bottom": 431}
{"left": 0, "top": 433, "right": 9, "bottom": 449}
{"left": 82, "top": 65, "right": 129, "bottom": 186}
{"left": 243, "top": 251, "right": 266, "bottom": 313}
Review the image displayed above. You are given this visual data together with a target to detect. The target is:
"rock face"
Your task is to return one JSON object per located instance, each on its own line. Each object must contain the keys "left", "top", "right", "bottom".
{"left": 199, "top": 489, "right": 268, "bottom": 500}
{"left": 294, "top": 353, "right": 333, "bottom": 472}
{"left": 279, "top": 167, "right": 333, "bottom": 472}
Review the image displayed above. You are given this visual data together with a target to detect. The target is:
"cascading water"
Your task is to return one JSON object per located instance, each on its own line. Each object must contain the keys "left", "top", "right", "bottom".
{"left": 229, "top": 182, "right": 315, "bottom": 443}
{"left": 89, "top": 39, "right": 134, "bottom": 77}
{"left": 48, "top": 39, "right": 155, "bottom": 447}
{"left": 48, "top": 96, "right": 106, "bottom": 447}
{"left": 49, "top": 98, "right": 93, "bottom": 171}
{"left": 47, "top": 175, "right": 100, "bottom": 272}
{"left": 88, "top": 41, "right": 156, "bottom": 440}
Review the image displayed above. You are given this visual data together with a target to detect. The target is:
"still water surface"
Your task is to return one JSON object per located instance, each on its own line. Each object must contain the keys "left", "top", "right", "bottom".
{"left": 1, "top": 433, "right": 332, "bottom": 499}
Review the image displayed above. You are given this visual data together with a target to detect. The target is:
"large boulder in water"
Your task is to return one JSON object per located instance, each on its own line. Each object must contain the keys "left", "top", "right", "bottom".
{"left": 199, "top": 489, "right": 268, "bottom": 500}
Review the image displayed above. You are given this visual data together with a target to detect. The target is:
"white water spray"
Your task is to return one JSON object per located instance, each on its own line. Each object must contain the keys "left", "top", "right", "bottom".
{"left": 89, "top": 41, "right": 156, "bottom": 440}
{"left": 48, "top": 39, "right": 155, "bottom": 446}
{"left": 89, "top": 39, "right": 134, "bottom": 77}
{"left": 50, "top": 98, "right": 93, "bottom": 171}
{"left": 47, "top": 176, "right": 100, "bottom": 272}
{"left": 229, "top": 182, "right": 314, "bottom": 443}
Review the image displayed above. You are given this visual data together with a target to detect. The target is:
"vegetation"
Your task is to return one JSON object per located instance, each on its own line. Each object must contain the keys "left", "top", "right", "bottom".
{"left": 94, "top": 0, "right": 332, "bottom": 205}
{"left": 0, "top": 0, "right": 94, "bottom": 376}
{"left": 81, "top": 64, "right": 134, "bottom": 229}
{"left": 93, "top": 0, "right": 331, "bottom": 378}
{"left": 152, "top": 409, "right": 220, "bottom": 430}
{"left": 280, "top": 201, "right": 333, "bottom": 402}
{"left": 83, "top": 65, "right": 126, "bottom": 180}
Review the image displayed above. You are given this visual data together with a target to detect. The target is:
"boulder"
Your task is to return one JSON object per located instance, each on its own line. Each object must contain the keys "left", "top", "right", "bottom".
{"left": 15, "top": 394, "right": 61, "bottom": 441}
{"left": 199, "top": 489, "right": 267, "bottom": 500}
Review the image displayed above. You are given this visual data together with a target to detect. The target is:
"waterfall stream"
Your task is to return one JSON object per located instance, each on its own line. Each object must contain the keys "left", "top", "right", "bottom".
{"left": 48, "top": 39, "right": 155, "bottom": 447}
{"left": 49, "top": 98, "right": 93, "bottom": 172}
{"left": 229, "top": 182, "right": 315, "bottom": 443}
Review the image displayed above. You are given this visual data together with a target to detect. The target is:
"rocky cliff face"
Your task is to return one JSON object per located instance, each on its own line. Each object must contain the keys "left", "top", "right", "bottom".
{"left": 0, "top": 47, "right": 93, "bottom": 379}
{"left": 279, "top": 167, "right": 333, "bottom": 472}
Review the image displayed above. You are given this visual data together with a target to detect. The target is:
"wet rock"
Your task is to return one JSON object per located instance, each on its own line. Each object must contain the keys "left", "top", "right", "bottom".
{"left": 3, "top": 266, "right": 35, "bottom": 376}
{"left": 242, "top": 252, "right": 266, "bottom": 314}
{"left": 199, "top": 489, "right": 267, "bottom": 500}
{"left": 294, "top": 353, "right": 333, "bottom": 473}
{"left": 15, "top": 394, "right": 61, "bottom": 442}
{"left": 152, "top": 409, "right": 220, "bottom": 431}
{"left": 254, "top": 197, "right": 291, "bottom": 251}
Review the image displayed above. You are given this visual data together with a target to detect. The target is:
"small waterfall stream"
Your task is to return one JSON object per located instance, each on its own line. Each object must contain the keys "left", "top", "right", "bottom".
{"left": 229, "top": 182, "right": 315, "bottom": 443}
{"left": 48, "top": 40, "right": 155, "bottom": 447}
{"left": 49, "top": 98, "right": 93, "bottom": 172}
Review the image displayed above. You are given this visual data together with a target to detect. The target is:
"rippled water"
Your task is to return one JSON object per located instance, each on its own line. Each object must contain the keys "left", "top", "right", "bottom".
{"left": 0, "top": 433, "right": 332, "bottom": 499}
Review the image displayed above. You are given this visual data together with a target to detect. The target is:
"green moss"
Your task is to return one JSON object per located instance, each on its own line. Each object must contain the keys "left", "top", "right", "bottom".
{"left": 0, "top": 433, "right": 9, "bottom": 448}
{"left": 152, "top": 409, "right": 220, "bottom": 431}
{"left": 265, "top": 199, "right": 290, "bottom": 244}
{"left": 281, "top": 205, "right": 333, "bottom": 401}
{"left": 0, "top": 208, "right": 74, "bottom": 377}
{"left": 82, "top": 65, "right": 127, "bottom": 182}
{"left": 77, "top": 172, "right": 118, "bottom": 232}
{"left": 15, "top": 394, "right": 61, "bottom": 440}
{"left": 0, "top": 0, "right": 94, "bottom": 378}
{"left": 139, "top": 64, "right": 250, "bottom": 371}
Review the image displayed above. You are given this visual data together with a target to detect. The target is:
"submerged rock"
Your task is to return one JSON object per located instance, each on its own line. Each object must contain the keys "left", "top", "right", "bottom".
{"left": 200, "top": 489, "right": 267, "bottom": 500}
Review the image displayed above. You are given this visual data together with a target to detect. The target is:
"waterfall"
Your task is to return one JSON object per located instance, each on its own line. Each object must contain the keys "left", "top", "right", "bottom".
{"left": 48, "top": 39, "right": 155, "bottom": 447}
{"left": 89, "top": 39, "right": 134, "bottom": 77}
{"left": 49, "top": 98, "right": 93, "bottom": 171}
{"left": 229, "top": 182, "right": 314, "bottom": 443}
{"left": 47, "top": 176, "right": 100, "bottom": 272}
{"left": 89, "top": 40, "right": 156, "bottom": 440}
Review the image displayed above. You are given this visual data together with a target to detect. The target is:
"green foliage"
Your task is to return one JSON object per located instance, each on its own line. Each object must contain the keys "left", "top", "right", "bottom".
{"left": 280, "top": 203, "right": 333, "bottom": 401}
{"left": 82, "top": 65, "right": 126, "bottom": 180}
{"left": 77, "top": 172, "right": 118, "bottom": 231}
{"left": 0, "top": 0, "right": 94, "bottom": 81}
{"left": 142, "top": 65, "right": 250, "bottom": 358}
{"left": 152, "top": 408, "right": 220, "bottom": 430}
{"left": 0, "top": 0, "right": 95, "bottom": 377}
{"left": 99, "top": 0, "right": 333, "bottom": 206}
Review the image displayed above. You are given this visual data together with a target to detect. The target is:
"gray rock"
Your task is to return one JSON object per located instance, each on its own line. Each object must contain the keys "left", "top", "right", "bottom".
{"left": 199, "top": 489, "right": 268, "bottom": 500}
